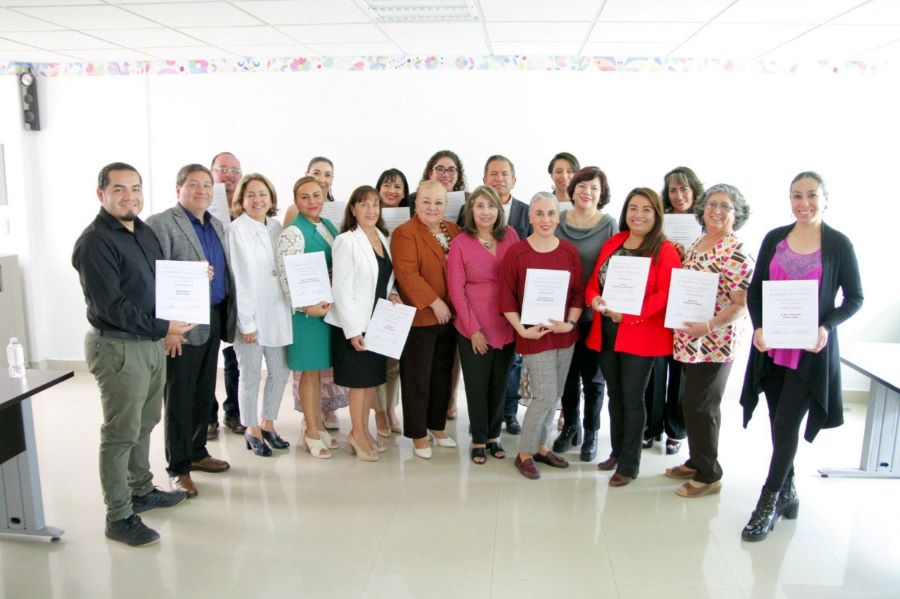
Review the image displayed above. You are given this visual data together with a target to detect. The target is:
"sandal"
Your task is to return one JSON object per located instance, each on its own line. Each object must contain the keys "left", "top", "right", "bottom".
{"left": 470, "top": 447, "right": 487, "bottom": 464}
{"left": 302, "top": 430, "right": 332, "bottom": 459}
{"left": 318, "top": 429, "right": 340, "bottom": 450}
{"left": 486, "top": 441, "right": 506, "bottom": 459}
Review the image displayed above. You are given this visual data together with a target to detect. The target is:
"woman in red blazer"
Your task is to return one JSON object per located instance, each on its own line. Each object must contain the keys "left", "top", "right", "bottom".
{"left": 585, "top": 188, "right": 682, "bottom": 486}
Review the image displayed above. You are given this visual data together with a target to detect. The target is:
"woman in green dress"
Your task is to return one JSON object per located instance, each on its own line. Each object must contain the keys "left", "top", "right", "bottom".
{"left": 277, "top": 176, "right": 340, "bottom": 458}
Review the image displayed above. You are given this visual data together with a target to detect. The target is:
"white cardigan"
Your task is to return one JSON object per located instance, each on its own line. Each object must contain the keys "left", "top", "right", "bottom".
{"left": 325, "top": 227, "right": 396, "bottom": 339}
{"left": 227, "top": 214, "right": 292, "bottom": 347}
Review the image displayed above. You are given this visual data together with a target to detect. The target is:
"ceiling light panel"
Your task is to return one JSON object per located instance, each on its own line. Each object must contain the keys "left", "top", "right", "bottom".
{"left": 356, "top": 0, "right": 478, "bottom": 22}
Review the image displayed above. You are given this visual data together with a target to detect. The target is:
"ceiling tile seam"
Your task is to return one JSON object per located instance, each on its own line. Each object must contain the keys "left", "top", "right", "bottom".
{"left": 104, "top": 3, "right": 236, "bottom": 56}
{"left": 755, "top": 0, "right": 876, "bottom": 59}
{"left": 473, "top": 0, "right": 491, "bottom": 55}
{"left": 851, "top": 34, "right": 900, "bottom": 58}
{"left": 577, "top": 0, "right": 610, "bottom": 57}
{"left": 664, "top": 0, "right": 741, "bottom": 59}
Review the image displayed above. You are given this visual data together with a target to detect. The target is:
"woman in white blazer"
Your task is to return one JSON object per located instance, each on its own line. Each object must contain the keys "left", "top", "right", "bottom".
{"left": 326, "top": 186, "right": 400, "bottom": 461}
{"left": 227, "top": 174, "right": 293, "bottom": 457}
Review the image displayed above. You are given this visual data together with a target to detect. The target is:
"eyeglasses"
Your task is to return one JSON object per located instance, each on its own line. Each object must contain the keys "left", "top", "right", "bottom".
{"left": 214, "top": 167, "right": 241, "bottom": 175}
{"left": 705, "top": 201, "right": 734, "bottom": 213}
{"left": 432, "top": 165, "right": 458, "bottom": 176}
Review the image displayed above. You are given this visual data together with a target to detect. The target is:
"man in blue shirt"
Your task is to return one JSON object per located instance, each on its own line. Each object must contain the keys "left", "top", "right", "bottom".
{"left": 146, "top": 164, "right": 236, "bottom": 498}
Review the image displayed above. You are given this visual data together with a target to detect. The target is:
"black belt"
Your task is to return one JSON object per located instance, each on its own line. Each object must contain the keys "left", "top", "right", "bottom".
{"left": 90, "top": 327, "right": 154, "bottom": 342}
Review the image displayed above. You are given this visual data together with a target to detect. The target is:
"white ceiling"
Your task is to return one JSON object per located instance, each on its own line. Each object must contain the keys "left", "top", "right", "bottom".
{"left": 1, "top": 0, "right": 899, "bottom": 65}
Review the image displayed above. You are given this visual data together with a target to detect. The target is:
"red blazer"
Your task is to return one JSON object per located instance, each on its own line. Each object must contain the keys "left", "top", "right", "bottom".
{"left": 584, "top": 231, "right": 681, "bottom": 356}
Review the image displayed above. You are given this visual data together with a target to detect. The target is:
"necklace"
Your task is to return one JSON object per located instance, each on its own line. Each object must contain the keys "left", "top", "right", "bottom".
{"left": 478, "top": 236, "right": 495, "bottom": 250}
{"left": 428, "top": 220, "right": 453, "bottom": 253}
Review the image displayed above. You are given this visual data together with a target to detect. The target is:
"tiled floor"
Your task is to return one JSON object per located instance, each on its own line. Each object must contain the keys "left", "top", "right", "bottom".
{"left": 2, "top": 371, "right": 898, "bottom": 598}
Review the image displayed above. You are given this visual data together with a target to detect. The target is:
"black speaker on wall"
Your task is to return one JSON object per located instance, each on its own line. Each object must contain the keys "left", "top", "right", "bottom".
{"left": 18, "top": 69, "right": 40, "bottom": 131}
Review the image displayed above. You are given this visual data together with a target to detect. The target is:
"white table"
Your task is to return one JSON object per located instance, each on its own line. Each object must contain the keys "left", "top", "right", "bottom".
{"left": 819, "top": 342, "right": 900, "bottom": 478}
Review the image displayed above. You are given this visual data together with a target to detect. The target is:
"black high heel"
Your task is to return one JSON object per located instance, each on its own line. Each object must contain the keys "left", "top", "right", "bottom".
{"left": 742, "top": 487, "right": 780, "bottom": 542}
{"left": 244, "top": 432, "right": 272, "bottom": 457}
{"left": 777, "top": 476, "right": 799, "bottom": 520}
{"left": 552, "top": 424, "right": 580, "bottom": 453}
{"left": 261, "top": 429, "right": 290, "bottom": 449}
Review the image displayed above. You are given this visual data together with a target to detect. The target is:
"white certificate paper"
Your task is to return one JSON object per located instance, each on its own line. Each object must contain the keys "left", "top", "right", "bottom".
{"left": 762, "top": 280, "right": 819, "bottom": 349}
{"left": 663, "top": 214, "right": 702, "bottom": 247}
{"left": 155, "top": 260, "right": 210, "bottom": 324}
{"left": 319, "top": 201, "right": 347, "bottom": 227}
{"left": 381, "top": 207, "right": 409, "bottom": 234}
{"left": 282, "top": 252, "right": 334, "bottom": 308}
{"left": 664, "top": 269, "right": 719, "bottom": 329}
{"left": 446, "top": 191, "right": 466, "bottom": 221}
{"left": 363, "top": 299, "right": 416, "bottom": 359}
{"left": 208, "top": 182, "right": 230, "bottom": 225}
{"left": 603, "top": 255, "right": 652, "bottom": 316}
{"left": 521, "top": 269, "right": 570, "bottom": 326}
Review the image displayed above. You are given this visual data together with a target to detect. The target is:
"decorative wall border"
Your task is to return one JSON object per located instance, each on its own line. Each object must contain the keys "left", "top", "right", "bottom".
{"left": 0, "top": 55, "right": 883, "bottom": 77}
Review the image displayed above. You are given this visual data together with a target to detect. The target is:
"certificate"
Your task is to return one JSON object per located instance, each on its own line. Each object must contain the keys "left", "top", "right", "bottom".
{"left": 664, "top": 269, "right": 719, "bottom": 329}
{"left": 319, "top": 201, "right": 347, "bottom": 227}
{"left": 208, "top": 182, "right": 230, "bottom": 225}
{"left": 762, "top": 280, "right": 819, "bottom": 349}
{"left": 381, "top": 207, "right": 409, "bottom": 234}
{"left": 663, "top": 214, "right": 702, "bottom": 247}
{"left": 521, "top": 269, "right": 570, "bottom": 326}
{"left": 603, "top": 255, "right": 651, "bottom": 316}
{"left": 155, "top": 260, "right": 210, "bottom": 324}
{"left": 282, "top": 252, "right": 334, "bottom": 308}
{"left": 363, "top": 299, "right": 416, "bottom": 359}
{"left": 446, "top": 191, "right": 466, "bottom": 221}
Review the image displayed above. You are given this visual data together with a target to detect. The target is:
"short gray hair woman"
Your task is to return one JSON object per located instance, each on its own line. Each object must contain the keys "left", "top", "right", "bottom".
{"left": 666, "top": 183, "right": 755, "bottom": 497}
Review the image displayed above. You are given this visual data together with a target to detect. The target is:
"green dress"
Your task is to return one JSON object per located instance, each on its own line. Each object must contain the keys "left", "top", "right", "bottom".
{"left": 285, "top": 214, "right": 339, "bottom": 371}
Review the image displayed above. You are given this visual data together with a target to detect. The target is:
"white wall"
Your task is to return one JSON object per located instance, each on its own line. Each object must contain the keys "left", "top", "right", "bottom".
{"left": 0, "top": 66, "right": 896, "bottom": 376}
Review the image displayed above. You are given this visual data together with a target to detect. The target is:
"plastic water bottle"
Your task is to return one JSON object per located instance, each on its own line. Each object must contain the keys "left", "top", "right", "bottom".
{"left": 7, "top": 337, "right": 25, "bottom": 378}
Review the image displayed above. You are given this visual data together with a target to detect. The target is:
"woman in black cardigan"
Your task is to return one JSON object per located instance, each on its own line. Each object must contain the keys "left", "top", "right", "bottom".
{"left": 739, "top": 171, "right": 863, "bottom": 542}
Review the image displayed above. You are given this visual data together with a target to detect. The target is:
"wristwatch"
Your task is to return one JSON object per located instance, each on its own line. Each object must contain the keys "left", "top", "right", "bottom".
{"left": 566, "top": 319, "right": 577, "bottom": 327}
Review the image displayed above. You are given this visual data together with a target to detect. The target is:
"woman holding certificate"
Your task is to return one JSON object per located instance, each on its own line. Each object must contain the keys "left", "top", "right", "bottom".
{"left": 326, "top": 186, "right": 399, "bottom": 462}
{"left": 448, "top": 186, "right": 520, "bottom": 464}
{"left": 585, "top": 188, "right": 682, "bottom": 487}
{"left": 277, "top": 176, "right": 340, "bottom": 459}
{"left": 391, "top": 180, "right": 461, "bottom": 459}
{"left": 739, "top": 172, "right": 863, "bottom": 542}
{"left": 553, "top": 166, "right": 618, "bottom": 462}
{"left": 228, "top": 174, "right": 292, "bottom": 457}
{"left": 499, "top": 192, "right": 584, "bottom": 480}
{"left": 644, "top": 166, "right": 705, "bottom": 455}
{"left": 666, "top": 184, "right": 754, "bottom": 497}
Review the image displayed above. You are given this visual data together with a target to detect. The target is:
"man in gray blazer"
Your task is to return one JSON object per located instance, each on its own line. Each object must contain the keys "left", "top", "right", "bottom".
{"left": 146, "top": 164, "right": 236, "bottom": 498}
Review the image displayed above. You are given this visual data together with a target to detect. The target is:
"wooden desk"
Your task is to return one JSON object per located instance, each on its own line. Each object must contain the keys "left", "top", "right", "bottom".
{"left": 0, "top": 369, "right": 73, "bottom": 542}
{"left": 819, "top": 342, "right": 900, "bottom": 478}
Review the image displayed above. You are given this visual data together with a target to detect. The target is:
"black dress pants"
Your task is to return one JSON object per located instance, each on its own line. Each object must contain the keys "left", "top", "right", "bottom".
{"left": 681, "top": 361, "right": 733, "bottom": 484}
{"left": 399, "top": 323, "right": 455, "bottom": 439}
{"left": 644, "top": 356, "right": 686, "bottom": 440}
{"left": 560, "top": 320, "right": 606, "bottom": 432}
{"left": 763, "top": 364, "right": 811, "bottom": 491}
{"left": 209, "top": 344, "right": 240, "bottom": 423}
{"left": 457, "top": 334, "right": 515, "bottom": 444}
{"left": 597, "top": 318, "right": 654, "bottom": 479}
{"left": 165, "top": 305, "right": 222, "bottom": 476}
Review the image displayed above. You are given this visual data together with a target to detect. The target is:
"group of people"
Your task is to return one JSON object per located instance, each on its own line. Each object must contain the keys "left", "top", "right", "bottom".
{"left": 73, "top": 148, "right": 863, "bottom": 550}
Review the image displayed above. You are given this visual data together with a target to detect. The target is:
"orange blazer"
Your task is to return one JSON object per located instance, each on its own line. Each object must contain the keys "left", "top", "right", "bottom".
{"left": 390, "top": 217, "right": 461, "bottom": 327}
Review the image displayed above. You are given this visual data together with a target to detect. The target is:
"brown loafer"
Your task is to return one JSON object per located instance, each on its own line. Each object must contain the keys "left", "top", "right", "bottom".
{"left": 514, "top": 455, "right": 540, "bottom": 480}
{"left": 170, "top": 474, "right": 198, "bottom": 498}
{"left": 191, "top": 456, "right": 230, "bottom": 473}
{"left": 675, "top": 480, "right": 722, "bottom": 498}
{"left": 665, "top": 464, "right": 699, "bottom": 480}
{"left": 597, "top": 456, "right": 618, "bottom": 471}
{"left": 533, "top": 450, "right": 569, "bottom": 469}
{"left": 608, "top": 472, "right": 633, "bottom": 487}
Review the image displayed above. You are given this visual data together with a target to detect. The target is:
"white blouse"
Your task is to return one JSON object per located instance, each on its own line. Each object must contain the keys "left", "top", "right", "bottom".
{"left": 227, "top": 214, "right": 292, "bottom": 347}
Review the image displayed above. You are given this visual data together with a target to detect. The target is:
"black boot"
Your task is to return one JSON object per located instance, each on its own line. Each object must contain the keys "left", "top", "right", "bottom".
{"left": 777, "top": 476, "right": 799, "bottom": 520}
{"left": 580, "top": 429, "right": 598, "bottom": 462}
{"left": 742, "top": 487, "right": 780, "bottom": 542}
{"left": 552, "top": 424, "right": 580, "bottom": 453}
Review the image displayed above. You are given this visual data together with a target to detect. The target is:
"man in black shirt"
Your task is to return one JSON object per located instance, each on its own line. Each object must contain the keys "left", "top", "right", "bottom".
{"left": 73, "top": 162, "right": 195, "bottom": 547}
